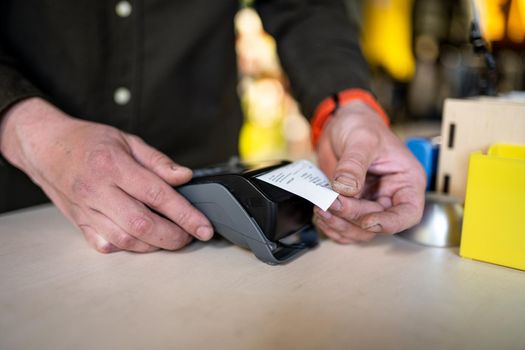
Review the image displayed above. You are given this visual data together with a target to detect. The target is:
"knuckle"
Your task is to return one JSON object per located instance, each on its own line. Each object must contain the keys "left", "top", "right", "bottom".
{"left": 145, "top": 185, "right": 166, "bottom": 208}
{"left": 343, "top": 206, "right": 360, "bottom": 221}
{"left": 71, "top": 178, "right": 95, "bottom": 198}
{"left": 340, "top": 153, "right": 367, "bottom": 174}
{"left": 96, "top": 241, "right": 115, "bottom": 254}
{"left": 149, "top": 151, "right": 169, "bottom": 167}
{"left": 164, "top": 233, "right": 190, "bottom": 251}
{"left": 86, "top": 147, "right": 116, "bottom": 172}
{"left": 128, "top": 214, "right": 154, "bottom": 237}
{"left": 361, "top": 215, "right": 379, "bottom": 230}
{"left": 173, "top": 209, "right": 193, "bottom": 229}
{"left": 115, "top": 234, "right": 137, "bottom": 249}
{"left": 128, "top": 134, "right": 144, "bottom": 144}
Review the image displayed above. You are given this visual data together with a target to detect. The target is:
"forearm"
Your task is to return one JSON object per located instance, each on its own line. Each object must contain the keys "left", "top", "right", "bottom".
{"left": 255, "top": 0, "right": 371, "bottom": 118}
{"left": 0, "top": 37, "right": 48, "bottom": 166}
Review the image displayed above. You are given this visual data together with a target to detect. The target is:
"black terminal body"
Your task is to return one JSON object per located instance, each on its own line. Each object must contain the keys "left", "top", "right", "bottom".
{"left": 177, "top": 160, "right": 317, "bottom": 264}
{"left": 189, "top": 160, "right": 313, "bottom": 241}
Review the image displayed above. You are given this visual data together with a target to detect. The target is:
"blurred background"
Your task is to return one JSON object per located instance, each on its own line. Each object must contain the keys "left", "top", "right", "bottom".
{"left": 235, "top": 0, "right": 525, "bottom": 162}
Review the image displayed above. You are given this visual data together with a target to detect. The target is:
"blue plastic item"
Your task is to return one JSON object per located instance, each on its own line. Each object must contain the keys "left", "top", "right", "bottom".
{"left": 406, "top": 137, "right": 439, "bottom": 191}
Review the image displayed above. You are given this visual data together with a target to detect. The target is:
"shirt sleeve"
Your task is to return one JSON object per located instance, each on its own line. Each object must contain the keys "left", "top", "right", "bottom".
{"left": 254, "top": 0, "right": 372, "bottom": 119}
{"left": 0, "top": 40, "right": 45, "bottom": 166}
{"left": 0, "top": 41, "right": 45, "bottom": 117}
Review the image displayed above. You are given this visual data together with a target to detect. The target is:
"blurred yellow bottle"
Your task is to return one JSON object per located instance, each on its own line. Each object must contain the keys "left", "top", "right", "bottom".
{"left": 361, "top": 0, "right": 416, "bottom": 82}
{"left": 475, "top": 0, "right": 525, "bottom": 43}
{"left": 239, "top": 78, "right": 286, "bottom": 162}
{"left": 508, "top": 0, "right": 525, "bottom": 43}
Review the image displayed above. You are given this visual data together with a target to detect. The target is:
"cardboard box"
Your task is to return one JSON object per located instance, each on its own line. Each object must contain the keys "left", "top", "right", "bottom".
{"left": 438, "top": 98, "right": 525, "bottom": 200}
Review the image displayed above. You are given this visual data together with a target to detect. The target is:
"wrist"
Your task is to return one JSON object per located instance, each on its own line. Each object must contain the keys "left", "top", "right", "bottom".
{"left": 311, "top": 89, "right": 389, "bottom": 148}
{"left": 333, "top": 100, "right": 387, "bottom": 125}
{"left": 0, "top": 97, "right": 71, "bottom": 169}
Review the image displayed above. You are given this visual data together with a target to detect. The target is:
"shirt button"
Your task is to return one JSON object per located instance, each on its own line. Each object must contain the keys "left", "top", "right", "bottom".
{"left": 115, "top": 1, "right": 132, "bottom": 18}
{"left": 114, "top": 87, "right": 131, "bottom": 105}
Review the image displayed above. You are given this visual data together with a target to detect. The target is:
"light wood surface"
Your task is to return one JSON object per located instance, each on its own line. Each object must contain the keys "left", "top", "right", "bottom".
{"left": 1, "top": 204, "right": 525, "bottom": 350}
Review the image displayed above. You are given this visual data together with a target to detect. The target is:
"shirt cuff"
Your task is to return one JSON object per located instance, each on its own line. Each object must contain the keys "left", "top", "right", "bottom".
{"left": 310, "top": 88, "right": 390, "bottom": 147}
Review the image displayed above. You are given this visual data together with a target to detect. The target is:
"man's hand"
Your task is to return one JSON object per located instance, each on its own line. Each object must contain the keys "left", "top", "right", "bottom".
{"left": 314, "top": 100, "right": 426, "bottom": 244}
{"left": 0, "top": 98, "right": 213, "bottom": 253}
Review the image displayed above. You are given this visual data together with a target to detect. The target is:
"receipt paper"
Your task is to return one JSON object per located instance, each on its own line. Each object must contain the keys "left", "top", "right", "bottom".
{"left": 256, "top": 160, "right": 339, "bottom": 211}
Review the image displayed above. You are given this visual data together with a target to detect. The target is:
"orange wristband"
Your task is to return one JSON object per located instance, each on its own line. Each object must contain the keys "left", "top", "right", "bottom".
{"left": 310, "top": 89, "right": 390, "bottom": 147}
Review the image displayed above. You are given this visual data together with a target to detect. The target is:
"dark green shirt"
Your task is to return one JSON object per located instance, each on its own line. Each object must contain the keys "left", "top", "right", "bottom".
{"left": 0, "top": 0, "right": 370, "bottom": 212}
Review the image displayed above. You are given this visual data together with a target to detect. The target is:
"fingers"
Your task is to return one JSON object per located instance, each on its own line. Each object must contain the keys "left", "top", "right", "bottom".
{"left": 114, "top": 155, "right": 214, "bottom": 241}
{"left": 11, "top": 111, "right": 206, "bottom": 254}
{"left": 75, "top": 179, "right": 194, "bottom": 252}
{"left": 98, "top": 188, "right": 197, "bottom": 249}
{"left": 79, "top": 224, "right": 120, "bottom": 254}
{"left": 88, "top": 210, "right": 160, "bottom": 252}
{"left": 314, "top": 208, "right": 376, "bottom": 244}
{"left": 328, "top": 196, "right": 385, "bottom": 222}
{"left": 313, "top": 196, "right": 382, "bottom": 243}
{"left": 317, "top": 181, "right": 424, "bottom": 241}
{"left": 126, "top": 134, "right": 193, "bottom": 186}
{"left": 71, "top": 138, "right": 212, "bottom": 251}
{"left": 359, "top": 186, "right": 425, "bottom": 235}
{"left": 30, "top": 164, "right": 139, "bottom": 254}
{"left": 331, "top": 128, "right": 379, "bottom": 197}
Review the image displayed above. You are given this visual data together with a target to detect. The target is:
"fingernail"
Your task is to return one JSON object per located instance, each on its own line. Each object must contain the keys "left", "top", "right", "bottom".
{"left": 334, "top": 175, "right": 358, "bottom": 193}
{"left": 362, "top": 223, "right": 382, "bottom": 233}
{"left": 330, "top": 198, "right": 342, "bottom": 211}
{"left": 315, "top": 207, "right": 332, "bottom": 220}
{"left": 171, "top": 164, "right": 190, "bottom": 173}
{"left": 196, "top": 226, "right": 214, "bottom": 240}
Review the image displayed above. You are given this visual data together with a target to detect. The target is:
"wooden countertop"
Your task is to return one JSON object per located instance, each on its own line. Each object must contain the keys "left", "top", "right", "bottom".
{"left": 1, "top": 204, "right": 524, "bottom": 350}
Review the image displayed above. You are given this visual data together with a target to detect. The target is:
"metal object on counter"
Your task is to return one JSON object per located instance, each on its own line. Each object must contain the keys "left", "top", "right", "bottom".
{"left": 397, "top": 192, "right": 463, "bottom": 247}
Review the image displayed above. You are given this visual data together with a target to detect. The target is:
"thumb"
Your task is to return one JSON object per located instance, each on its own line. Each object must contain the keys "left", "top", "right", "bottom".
{"left": 125, "top": 134, "right": 193, "bottom": 185}
{"left": 332, "top": 130, "right": 378, "bottom": 196}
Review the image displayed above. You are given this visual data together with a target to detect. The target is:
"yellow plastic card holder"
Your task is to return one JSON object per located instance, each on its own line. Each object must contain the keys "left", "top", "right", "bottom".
{"left": 460, "top": 144, "right": 525, "bottom": 270}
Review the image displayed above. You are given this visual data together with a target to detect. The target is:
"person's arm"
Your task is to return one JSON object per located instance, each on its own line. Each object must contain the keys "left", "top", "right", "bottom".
{"left": 0, "top": 40, "right": 46, "bottom": 147}
{"left": 254, "top": 0, "right": 370, "bottom": 117}
{"left": 0, "top": 98, "right": 214, "bottom": 253}
{"left": 0, "top": 22, "right": 216, "bottom": 253}
{"left": 255, "top": 0, "right": 426, "bottom": 242}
